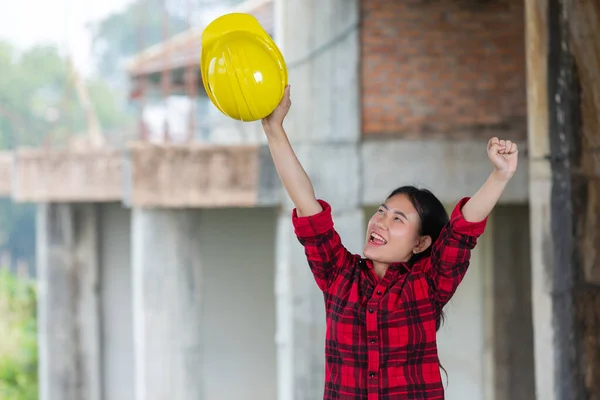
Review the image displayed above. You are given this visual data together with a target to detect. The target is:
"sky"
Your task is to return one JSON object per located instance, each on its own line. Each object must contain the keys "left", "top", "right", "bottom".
{"left": 0, "top": 0, "right": 135, "bottom": 76}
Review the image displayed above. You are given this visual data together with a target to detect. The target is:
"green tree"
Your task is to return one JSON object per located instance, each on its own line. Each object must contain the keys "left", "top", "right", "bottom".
{"left": 0, "top": 41, "right": 131, "bottom": 149}
{"left": 89, "top": 0, "right": 190, "bottom": 82}
{"left": 88, "top": 0, "right": 250, "bottom": 82}
{"left": 0, "top": 270, "right": 37, "bottom": 400}
{"left": 0, "top": 41, "right": 132, "bottom": 273}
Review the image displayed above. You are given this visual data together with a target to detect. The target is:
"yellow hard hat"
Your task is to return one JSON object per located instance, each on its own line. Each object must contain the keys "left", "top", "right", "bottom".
{"left": 200, "top": 13, "right": 288, "bottom": 122}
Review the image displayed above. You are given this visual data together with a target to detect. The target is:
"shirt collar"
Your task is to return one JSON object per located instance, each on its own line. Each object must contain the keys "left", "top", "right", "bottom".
{"left": 363, "top": 258, "right": 411, "bottom": 273}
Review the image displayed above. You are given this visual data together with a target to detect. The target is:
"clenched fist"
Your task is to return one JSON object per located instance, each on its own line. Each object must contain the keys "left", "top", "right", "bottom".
{"left": 487, "top": 137, "right": 518, "bottom": 179}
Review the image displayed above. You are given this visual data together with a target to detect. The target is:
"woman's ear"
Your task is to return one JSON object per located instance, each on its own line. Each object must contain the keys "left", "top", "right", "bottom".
{"left": 413, "top": 235, "right": 432, "bottom": 254}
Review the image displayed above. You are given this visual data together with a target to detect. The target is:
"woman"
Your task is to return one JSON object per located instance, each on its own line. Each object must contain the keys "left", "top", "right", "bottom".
{"left": 262, "top": 86, "right": 518, "bottom": 400}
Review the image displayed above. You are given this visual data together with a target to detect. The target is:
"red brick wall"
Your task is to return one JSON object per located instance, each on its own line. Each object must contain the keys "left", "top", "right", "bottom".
{"left": 361, "top": 0, "right": 527, "bottom": 140}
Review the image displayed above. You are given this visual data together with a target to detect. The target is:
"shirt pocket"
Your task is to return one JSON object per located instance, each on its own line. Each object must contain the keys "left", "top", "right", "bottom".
{"left": 380, "top": 306, "right": 436, "bottom": 366}
{"left": 331, "top": 301, "right": 366, "bottom": 347}
{"left": 379, "top": 308, "right": 411, "bottom": 366}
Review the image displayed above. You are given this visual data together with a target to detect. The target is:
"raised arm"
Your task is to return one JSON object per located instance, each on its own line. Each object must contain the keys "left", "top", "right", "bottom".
{"left": 461, "top": 137, "right": 519, "bottom": 222}
{"left": 427, "top": 137, "right": 518, "bottom": 306}
{"left": 261, "top": 85, "right": 322, "bottom": 217}
{"left": 262, "top": 85, "right": 353, "bottom": 291}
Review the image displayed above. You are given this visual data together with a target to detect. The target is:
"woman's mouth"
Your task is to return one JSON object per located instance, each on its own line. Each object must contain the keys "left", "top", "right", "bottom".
{"left": 369, "top": 231, "right": 387, "bottom": 246}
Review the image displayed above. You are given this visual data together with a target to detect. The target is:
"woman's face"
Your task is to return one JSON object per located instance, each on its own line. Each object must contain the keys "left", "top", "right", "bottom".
{"left": 363, "top": 194, "right": 430, "bottom": 264}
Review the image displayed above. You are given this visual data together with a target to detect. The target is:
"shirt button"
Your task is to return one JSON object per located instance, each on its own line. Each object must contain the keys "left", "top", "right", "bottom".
{"left": 370, "top": 338, "right": 376, "bottom": 344}
{"left": 377, "top": 291, "right": 382, "bottom": 295}
{"left": 370, "top": 372, "right": 376, "bottom": 378}
{"left": 369, "top": 308, "right": 374, "bottom": 313}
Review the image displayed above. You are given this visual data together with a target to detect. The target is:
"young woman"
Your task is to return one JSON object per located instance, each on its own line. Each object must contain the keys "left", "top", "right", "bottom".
{"left": 262, "top": 86, "right": 519, "bottom": 400}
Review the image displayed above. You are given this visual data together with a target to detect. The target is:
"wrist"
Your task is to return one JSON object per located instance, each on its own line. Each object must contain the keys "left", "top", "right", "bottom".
{"left": 263, "top": 122, "right": 284, "bottom": 135}
{"left": 263, "top": 124, "right": 288, "bottom": 144}
{"left": 490, "top": 169, "right": 514, "bottom": 183}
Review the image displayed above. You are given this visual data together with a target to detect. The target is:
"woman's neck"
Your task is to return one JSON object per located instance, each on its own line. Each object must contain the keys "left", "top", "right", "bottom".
{"left": 372, "top": 261, "right": 389, "bottom": 279}
{"left": 371, "top": 255, "right": 413, "bottom": 279}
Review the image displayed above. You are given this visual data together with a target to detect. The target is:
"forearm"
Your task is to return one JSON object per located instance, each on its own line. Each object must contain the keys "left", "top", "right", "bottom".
{"left": 462, "top": 170, "right": 511, "bottom": 222}
{"left": 264, "top": 124, "right": 322, "bottom": 216}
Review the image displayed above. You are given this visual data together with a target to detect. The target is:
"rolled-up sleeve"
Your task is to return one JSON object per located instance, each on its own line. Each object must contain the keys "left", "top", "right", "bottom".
{"left": 426, "top": 197, "right": 488, "bottom": 306}
{"left": 292, "top": 200, "right": 353, "bottom": 291}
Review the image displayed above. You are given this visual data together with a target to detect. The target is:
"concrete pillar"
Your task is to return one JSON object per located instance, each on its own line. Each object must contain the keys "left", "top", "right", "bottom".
{"left": 527, "top": 0, "right": 600, "bottom": 396}
{"left": 198, "top": 207, "right": 278, "bottom": 400}
{"left": 491, "top": 205, "right": 535, "bottom": 400}
{"left": 525, "top": 0, "right": 556, "bottom": 398}
{"left": 131, "top": 208, "right": 203, "bottom": 400}
{"left": 99, "top": 203, "right": 134, "bottom": 400}
{"left": 37, "top": 203, "right": 102, "bottom": 400}
{"left": 275, "top": 1, "right": 362, "bottom": 399}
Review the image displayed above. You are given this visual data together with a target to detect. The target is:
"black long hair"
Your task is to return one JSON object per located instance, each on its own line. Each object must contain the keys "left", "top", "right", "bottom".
{"left": 386, "top": 186, "right": 450, "bottom": 383}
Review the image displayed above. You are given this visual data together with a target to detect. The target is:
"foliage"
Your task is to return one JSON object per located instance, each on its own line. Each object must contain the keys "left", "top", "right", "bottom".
{"left": 0, "top": 270, "right": 37, "bottom": 400}
{"left": 0, "top": 41, "right": 134, "bottom": 268}
{"left": 0, "top": 200, "right": 36, "bottom": 271}
{"left": 88, "top": 0, "right": 190, "bottom": 82}
{"left": 0, "top": 40, "right": 133, "bottom": 149}
{"left": 88, "top": 0, "right": 249, "bottom": 82}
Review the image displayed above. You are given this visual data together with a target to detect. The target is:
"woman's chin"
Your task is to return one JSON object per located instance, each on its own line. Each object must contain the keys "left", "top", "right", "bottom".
{"left": 363, "top": 244, "right": 382, "bottom": 260}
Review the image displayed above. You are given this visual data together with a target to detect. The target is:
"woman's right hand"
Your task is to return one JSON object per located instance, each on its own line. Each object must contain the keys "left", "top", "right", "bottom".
{"left": 262, "top": 85, "right": 291, "bottom": 133}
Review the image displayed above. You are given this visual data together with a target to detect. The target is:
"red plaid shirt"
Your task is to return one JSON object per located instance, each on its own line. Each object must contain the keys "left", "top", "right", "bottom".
{"left": 292, "top": 197, "right": 487, "bottom": 400}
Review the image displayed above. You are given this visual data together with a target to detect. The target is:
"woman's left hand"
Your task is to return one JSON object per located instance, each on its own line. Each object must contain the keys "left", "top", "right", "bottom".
{"left": 487, "top": 137, "right": 518, "bottom": 180}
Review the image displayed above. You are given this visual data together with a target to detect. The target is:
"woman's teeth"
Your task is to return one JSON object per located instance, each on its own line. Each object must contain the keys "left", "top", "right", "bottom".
{"left": 370, "top": 232, "right": 387, "bottom": 245}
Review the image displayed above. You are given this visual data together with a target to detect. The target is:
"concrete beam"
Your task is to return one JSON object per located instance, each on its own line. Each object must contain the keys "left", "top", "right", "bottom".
{"left": 124, "top": 142, "right": 279, "bottom": 208}
{"left": 0, "top": 152, "right": 13, "bottom": 196}
{"left": 13, "top": 148, "right": 122, "bottom": 203}
{"left": 361, "top": 139, "right": 529, "bottom": 205}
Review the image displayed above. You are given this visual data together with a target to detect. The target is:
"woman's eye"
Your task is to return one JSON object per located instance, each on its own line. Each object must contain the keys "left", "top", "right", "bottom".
{"left": 377, "top": 209, "right": 384, "bottom": 214}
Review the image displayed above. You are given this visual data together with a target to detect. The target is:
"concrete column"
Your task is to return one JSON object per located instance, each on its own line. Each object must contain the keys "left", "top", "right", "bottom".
{"left": 37, "top": 203, "right": 102, "bottom": 400}
{"left": 275, "top": 1, "right": 362, "bottom": 399}
{"left": 198, "top": 207, "right": 278, "bottom": 400}
{"left": 525, "top": 0, "right": 555, "bottom": 398}
{"left": 131, "top": 208, "right": 203, "bottom": 400}
{"left": 99, "top": 203, "right": 134, "bottom": 400}
{"left": 491, "top": 205, "right": 535, "bottom": 400}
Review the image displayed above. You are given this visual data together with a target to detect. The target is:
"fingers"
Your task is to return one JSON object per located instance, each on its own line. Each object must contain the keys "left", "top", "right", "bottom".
{"left": 488, "top": 137, "right": 503, "bottom": 155}
{"left": 281, "top": 85, "right": 292, "bottom": 108}
{"left": 489, "top": 142, "right": 503, "bottom": 155}
{"left": 500, "top": 140, "right": 518, "bottom": 154}
{"left": 488, "top": 137, "right": 499, "bottom": 150}
{"left": 488, "top": 137, "right": 518, "bottom": 154}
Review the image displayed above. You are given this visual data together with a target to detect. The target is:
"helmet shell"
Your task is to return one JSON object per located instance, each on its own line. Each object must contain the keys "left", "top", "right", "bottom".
{"left": 200, "top": 13, "right": 288, "bottom": 122}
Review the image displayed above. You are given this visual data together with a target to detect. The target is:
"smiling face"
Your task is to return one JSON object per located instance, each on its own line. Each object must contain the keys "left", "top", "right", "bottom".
{"left": 363, "top": 193, "right": 432, "bottom": 265}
